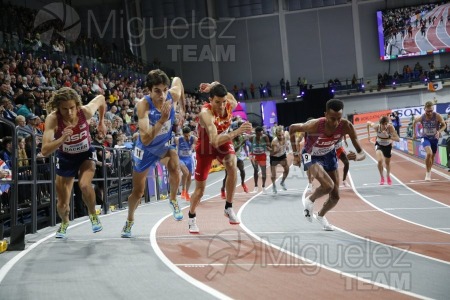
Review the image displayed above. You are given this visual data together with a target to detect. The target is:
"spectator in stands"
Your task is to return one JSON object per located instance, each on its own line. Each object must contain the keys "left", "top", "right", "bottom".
{"left": 16, "top": 96, "right": 34, "bottom": 118}
{"left": 105, "top": 105, "right": 118, "bottom": 121}
{"left": 390, "top": 111, "right": 401, "bottom": 136}
{"left": 249, "top": 83, "right": 255, "bottom": 99}
{"left": 1, "top": 97, "right": 17, "bottom": 123}
{"left": 41, "top": 87, "right": 107, "bottom": 239}
{"left": 0, "top": 157, "right": 12, "bottom": 202}
{"left": 266, "top": 81, "right": 272, "bottom": 97}
{"left": 280, "top": 78, "right": 285, "bottom": 95}
{"left": 0, "top": 136, "right": 13, "bottom": 169}
{"left": 17, "top": 137, "right": 29, "bottom": 168}
{"left": 34, "top": 98, "right": 47, "bottom": 119}
{"left": 25, "top": 113, "right": 43, "bottom": 135}
{"left": 1, "top": 82, "right": 14, "bottom": 101}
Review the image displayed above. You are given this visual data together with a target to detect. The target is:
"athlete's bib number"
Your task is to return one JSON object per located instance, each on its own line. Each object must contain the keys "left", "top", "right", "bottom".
{"left": 134, "top": 147, "right": 144, "bottom": 160}
{"left": 302, "top": 153, "right": 312, "bottom": 169}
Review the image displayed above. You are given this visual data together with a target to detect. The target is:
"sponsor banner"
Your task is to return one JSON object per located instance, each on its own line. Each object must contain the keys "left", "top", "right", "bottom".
{"left": 394, "top": 106, "right": 425, "bottom": 119}
{"left": 393, "top": 138, "right": 413, "bottom": 154}
{"left": 436, "top": 103, "right": 450, "bottom": 115}
{"left": 352, "top": 110, "right": 392, "bottom": 125}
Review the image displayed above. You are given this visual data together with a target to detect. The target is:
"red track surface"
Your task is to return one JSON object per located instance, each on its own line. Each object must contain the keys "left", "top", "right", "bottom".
{"left": 156, "top": 136, "right": 448, "bottom": 298}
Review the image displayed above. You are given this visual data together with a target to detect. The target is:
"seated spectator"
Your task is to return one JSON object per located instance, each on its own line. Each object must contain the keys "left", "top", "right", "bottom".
{"left": 16, "top": 96, "right": 34, "bottom": 118}
{"left": 0, "top": 136, "right": 13, "bottom": 168}
{"left": 25, "top": 113, "right": 43, "bottom": 140}
{"left": 0, "top": 157, "right": 12, "bottom": 199}
{"left": 1, "top": 97, "right": 17, "bottom": 123}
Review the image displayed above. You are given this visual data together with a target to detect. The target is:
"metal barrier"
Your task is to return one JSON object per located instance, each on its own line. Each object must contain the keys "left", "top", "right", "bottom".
{"left": 0, "top": 116, "right": 171, "bottom": 237}
{"left": 0, "top": 117, "right": 43, "bottom": 235}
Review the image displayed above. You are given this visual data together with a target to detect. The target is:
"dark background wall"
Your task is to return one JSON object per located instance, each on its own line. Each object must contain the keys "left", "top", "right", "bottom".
{"left": 276, "top": 88, "right": 334, "bottom": 125}
{"left": 137, "top": 0, "right": 450, "bottom": 90}
{"left": 11, "top": 0, "right": 450, "bottom": 113}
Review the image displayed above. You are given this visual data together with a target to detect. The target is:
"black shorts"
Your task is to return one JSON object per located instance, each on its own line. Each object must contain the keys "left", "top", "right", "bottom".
{"left": 270, "top": 154, "right": 287, "bottom": 165}
{"left": 55, "top": 147, "right": 97, "bottom": 177}
{"left": 375, "top": 143, "right": 392, "bottom": 158}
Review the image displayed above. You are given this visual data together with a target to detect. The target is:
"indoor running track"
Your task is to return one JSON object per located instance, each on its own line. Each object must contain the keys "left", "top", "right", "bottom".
{"left": 1, "top": 136, "right": 449, "bottom": 300}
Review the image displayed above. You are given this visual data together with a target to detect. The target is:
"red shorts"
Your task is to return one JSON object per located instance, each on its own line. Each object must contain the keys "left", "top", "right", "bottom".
{"left": 194, "top": 142, "right": 235, "bottom": 181}
{"left": 250, "top": 153, "right": 267, "bottom": 166}
{"left": 336, "top": 146, "right": 346, "bottom": 158}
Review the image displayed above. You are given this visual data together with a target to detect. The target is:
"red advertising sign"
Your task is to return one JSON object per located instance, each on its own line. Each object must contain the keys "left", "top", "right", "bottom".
{"left": 352, "top": 110, "right": 392, "bottom": 125}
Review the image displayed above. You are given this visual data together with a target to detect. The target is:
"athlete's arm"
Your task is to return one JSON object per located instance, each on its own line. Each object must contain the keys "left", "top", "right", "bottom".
{"left": 343, "top": 120, "right": 365, "bottom": 161}
{"left": 82, "top": 94, "right": 107, "bottom": 135}
{"left": 41, "top": 113, "right": 72, "bottom": 157}
{"left": 264, "top": 135, "right": 272, "bottom": 151}
{"left": 388, "top": 124, "right": 400, "bottom": 142}
{"left": 289, "top": 119, "right": 318, "bottom": 153}
{"left": 169, "top": 77, "right": 185, "bottom": 115}
{"left": 272, "top": 137, "right": 282, "bottom": 155}
{"left": 192, "top": 136, "right": 198, "bottom": 150}
{"left": 199, "top": 108, "right": 251, "bottom": 149}
{"left": 136, "top": 98, "right": 168, "bottom": 146}
{"left": 226, "top": 92, "right": 238, "bottom": 111}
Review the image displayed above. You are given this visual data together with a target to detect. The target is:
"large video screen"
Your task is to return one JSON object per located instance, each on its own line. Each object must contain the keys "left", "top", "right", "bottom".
{"left": 377, "top": 2, "right": 450, "bottom": 60}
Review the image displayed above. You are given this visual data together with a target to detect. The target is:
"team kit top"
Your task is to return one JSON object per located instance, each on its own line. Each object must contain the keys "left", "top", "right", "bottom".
{"left": 55, "top": 109, "right": 91, "bottom": 154}
{"left": 421, "top": 112, "right": 439, "bottom": 139}
{"left": 195, "top": 101, "right": 234, "bottom": 155}
{"left": 303, "top": 117, "right": 345, "bottom": 156}
{"left": 178, "top": 135, "right": 195, "bottom": 159}
{"left": 376, "top": 126, "right": 392, "bottom": 146}
{"left": 136, "top": 93, "right": 175, "bottom": 156}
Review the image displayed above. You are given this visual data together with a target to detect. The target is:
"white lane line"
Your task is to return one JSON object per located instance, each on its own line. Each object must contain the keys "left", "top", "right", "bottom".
{"left": 150, "top": 193, "right": 232, "bottom": 300}
{"left": 175, "top": 263, "right": 315, "bottom": 267}
{"left": 332, "top": 207, "right": 447, "bottom": 213}
{"left": 357, "top": 151, "right": 450, "bottom": 235}
{"left": 410, "top": 179, "right": 440, "bottom": 183}
{"left": 148, "top": 162, "right": 258, "bottom": 299}
{"left": 237, "top": 195, "right": 431, "bottom": 299}
{"left": 384, "top": 207, "right": 449, "bottom": 211}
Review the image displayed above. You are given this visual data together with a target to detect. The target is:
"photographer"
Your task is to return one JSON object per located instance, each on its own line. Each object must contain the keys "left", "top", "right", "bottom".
{"left": 390, "top": 111, "right": 401, "bottom": 136}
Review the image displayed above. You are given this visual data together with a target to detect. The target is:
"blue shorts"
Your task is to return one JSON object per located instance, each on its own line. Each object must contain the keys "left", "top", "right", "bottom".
{"left": 421, "top": 137, "right": 438, "bottom": 154}
{"left": 179, "top": 156, "right": 194, "bottom": 174}
{"left": 55, "top": 147, "right": 97, "bottom": 177}
{"left": 133, "top": 138, "right": 175, "bottom": 173}
{"left": 302, "top": 150, "right": 338, "bottom": 172}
